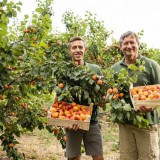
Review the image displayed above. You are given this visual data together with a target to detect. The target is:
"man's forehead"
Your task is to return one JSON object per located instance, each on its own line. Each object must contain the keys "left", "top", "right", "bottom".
{"left": 70, "top": 40, "right": 84, "bottom": 45}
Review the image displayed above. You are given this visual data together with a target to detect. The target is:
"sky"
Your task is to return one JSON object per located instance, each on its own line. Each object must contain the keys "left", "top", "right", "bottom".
{"left": 15, "top": 0, "right": 160, "bottom": 48}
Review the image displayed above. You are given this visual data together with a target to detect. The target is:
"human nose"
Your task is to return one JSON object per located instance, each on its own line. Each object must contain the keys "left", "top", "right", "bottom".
{"left": 127, "top": 43, "right": 132, "bottom": 49}
{"left": 75, "top": 46, "right": 80, "bottom": 52}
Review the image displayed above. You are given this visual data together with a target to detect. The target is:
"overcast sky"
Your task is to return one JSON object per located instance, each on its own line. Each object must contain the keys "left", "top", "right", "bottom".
{"left": 16, "top": 0, "right": 160, "bottom": 48}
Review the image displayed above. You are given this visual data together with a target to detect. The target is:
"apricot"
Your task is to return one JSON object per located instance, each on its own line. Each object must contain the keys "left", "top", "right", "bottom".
{"left": 62, "top": 135, "right": 67, "bottom": 141}
{"left": 113, "top": 95, "right": 118, "bottom": 100}
{"left": 113, "top": 87, "right": 118, "bottom": 94}
{"left": 92, "top": 75, "right": 97, "bottom": 80}
{"left": 97, "top": 79, "right": 102, "bottom": 85}
{"left": 119, "top": 93, "right": 124, "bottom": 98}
{"left": 139, "top": 95, "right": 146, "bottom": 100}
{"left": 53, "top": 128, "right": 59, "bottom": 135}
{"left": 71, "top": 102, "right": 76, "bottom": 107}
{"left": 51, "top": 112, "right": 59, "bottom": 118}
{"left": 80, "top": 113, "right": 87, "bottom": 121}
{"left": 107, "top": 88, "right": 113, "bottom": 93}
{"left": 53, "top": 102, "right": 59, "bottom": 108}
{"left": 81, "top": 105, "right": 87, "bottom": 110}
{"left": 58, "top": 83, "right": 64, "bottom": 89}
{"left": 73, "top": 106, "right": 79, "bottom": 112}
{"left": 9, "top": 143, "right": 14, "bottom": 148}
{"left": 50, "top": 107, "right": 57, "bottom": 112}
{"left": 74, "top": 61, "right": 79, "bottom": 65}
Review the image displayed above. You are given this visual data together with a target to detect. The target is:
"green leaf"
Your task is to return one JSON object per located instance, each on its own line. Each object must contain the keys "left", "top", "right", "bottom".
{"left": 123, "top": 104, "right": 131, "bottom": 111}
{"left": 111, "top": 100, "right": 121, "bottom": 109}
{"left": 16, "top": 6, "right": 21, "bottom": 12}
{"left": 1, "top": 14, "right": 7, "bottom": 22}
{"left": 121, "top": 99, "right": 126, "bottom": 105}
{"left": 57, "top": 132, "right": 62, "bottom": 140}
{"left": 39, "top": 41, "right": 48, "bottom": 49}
{"left": 117, "top": 113, "right": 123, "bottom": 122}
{"left": 110, "top": 114, "right": 117, "bottom": 123}
{"left": 94, "top": 84, "right": 100, "bottom": 92}
{"left": 89, "top": 79, "right": 94, "bottom": 85}
{"left": 136, "top": 59, "right": 140, "bottom": 64}
{"left": 136, "top": 115, "right": 142, "bottom": 122}
{"left": 58, "top": 94, "right": 64, "bottom": 101}
{"left": 44, "top": 14, "right": 50, "bottom": 19}
{"left": 0, "top": 28, "right": 7, "bottom": 36}
{"left": 126, "top": 112, "right": 130, "bottom": 120}
{"left": 83, "top": 91, "right": 89, "bottom": 99}
{"left": 74, "top": 71, "right": 81, "bottom": 76}
{"left": 60, "top": 139, "right": 66, "bottom": 149}
{"left": 78, "top": 93, "right": 81, "bottom": 102}
{"left": 17, "top": 1, "right": 22, "bottom": 5}
{"left": 36, "top": 7, "right": 43, "bottom": 13}
{"left": 24, "top": 14, "right": 29, "bottom": 19}
{"left": 128, "top": 64, "right": 138, "bottom": 71}
{"left": 120, "top": 68, "right": 127, "bottom": 75}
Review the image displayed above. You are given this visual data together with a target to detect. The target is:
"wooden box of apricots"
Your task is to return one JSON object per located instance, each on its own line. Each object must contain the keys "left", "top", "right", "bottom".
{"left": 47, "top": 99, "right": 93, "bottom": 131}
{"left": 130, "top": 84, "right": 160, "bottom": 111}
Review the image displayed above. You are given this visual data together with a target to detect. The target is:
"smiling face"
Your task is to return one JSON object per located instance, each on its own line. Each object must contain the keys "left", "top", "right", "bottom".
{"left": 69, "top": 40, "right": 86, "bottom": 64}
{"left": 120, "top": 35, "right": 139, "bottom": 60}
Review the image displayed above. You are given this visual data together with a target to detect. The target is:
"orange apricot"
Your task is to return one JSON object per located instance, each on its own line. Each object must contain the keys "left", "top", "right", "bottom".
{"left": 97, "top": 79, "right": 102, "bottom": 85}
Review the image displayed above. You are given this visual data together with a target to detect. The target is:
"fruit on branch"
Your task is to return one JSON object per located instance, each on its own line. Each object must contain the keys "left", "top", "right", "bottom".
{"left": 58, "top": 83, "right": 64, "bottom": 89}
{"left": 97, "top": 79, "right": 102, "bottom": 85}
{"left": 91, "top": 75, "right": 97, "bottom": 80}
{"left": 9, "top": 143, "right": 14, "bottom": 148}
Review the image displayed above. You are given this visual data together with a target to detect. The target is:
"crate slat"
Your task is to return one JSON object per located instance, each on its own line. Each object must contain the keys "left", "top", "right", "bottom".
{"left": 47, "top": 118, "right": 91, "bottom": 130}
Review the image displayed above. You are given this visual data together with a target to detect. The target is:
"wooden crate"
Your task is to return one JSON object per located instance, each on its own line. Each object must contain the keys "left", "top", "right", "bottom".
{"left": 130, "top": 84, "right": 160, "bottom": 111}
{"left": 47, "top": 103, "right": 93, "bottom": 131}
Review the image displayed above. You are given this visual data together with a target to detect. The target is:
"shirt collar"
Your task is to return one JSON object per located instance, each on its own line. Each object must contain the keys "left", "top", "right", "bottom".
{"left": 120, "top": 53, "right": 143, "bottom": 66}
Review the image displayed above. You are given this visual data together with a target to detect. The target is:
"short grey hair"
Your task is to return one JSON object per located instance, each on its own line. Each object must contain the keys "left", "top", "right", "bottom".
{"left": 119, "top": 31, "right": 140, "bottom": 46}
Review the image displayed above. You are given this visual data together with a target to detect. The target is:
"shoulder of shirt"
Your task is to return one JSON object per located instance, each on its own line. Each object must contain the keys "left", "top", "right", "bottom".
{"left": 111, "top": 60, "right": 123, "bottom": 69}
{"left": 140, "top": 55, "right": 159, "bottom": 65}
{"left": 85, "top": 62, "right": 100, "bottom": 68}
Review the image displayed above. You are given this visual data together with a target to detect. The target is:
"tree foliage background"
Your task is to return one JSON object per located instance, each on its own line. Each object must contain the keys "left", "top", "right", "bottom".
{"left": 0, "top": 0, "right": 160, "bottom": 159}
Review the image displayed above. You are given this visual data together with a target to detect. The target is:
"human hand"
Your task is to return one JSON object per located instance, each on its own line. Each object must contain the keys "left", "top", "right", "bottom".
{"left": 137, "top": 105, "right": 152, "bottom": 113}
{"left": 104, "top": 93, "right": 110, "bottom": 102}
{"left": 97, "top": 75, "right": 104, "bottom": 79}
{"left": 65, "top": 124, "right": 79, "bottom": 131}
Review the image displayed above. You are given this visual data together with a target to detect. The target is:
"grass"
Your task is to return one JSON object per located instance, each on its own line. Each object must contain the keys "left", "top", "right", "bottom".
{"left": 0, "top": 110, "right": 120, "bottom": 160}
{"left": 1, "top": 105, "right": 160, "bottom": 159}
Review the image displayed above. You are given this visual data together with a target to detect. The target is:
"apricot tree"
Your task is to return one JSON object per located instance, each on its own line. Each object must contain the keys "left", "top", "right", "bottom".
{"left": 1, "top": 0, "right": 159, "bottom": 159}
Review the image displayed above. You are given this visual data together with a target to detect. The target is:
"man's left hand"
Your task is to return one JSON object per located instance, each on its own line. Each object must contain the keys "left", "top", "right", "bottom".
{"left": 138, "top": 106, "right": 152, "bottom": 112}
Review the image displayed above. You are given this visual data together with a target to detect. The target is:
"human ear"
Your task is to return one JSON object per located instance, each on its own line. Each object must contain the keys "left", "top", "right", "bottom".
{"left": 84, "top": 48, "right": 87, "bottom": 53}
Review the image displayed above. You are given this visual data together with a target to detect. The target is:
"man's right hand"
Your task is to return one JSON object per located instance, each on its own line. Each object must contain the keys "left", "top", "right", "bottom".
{"left": 65, "top": 124, "right": 79, "bottom": 131}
